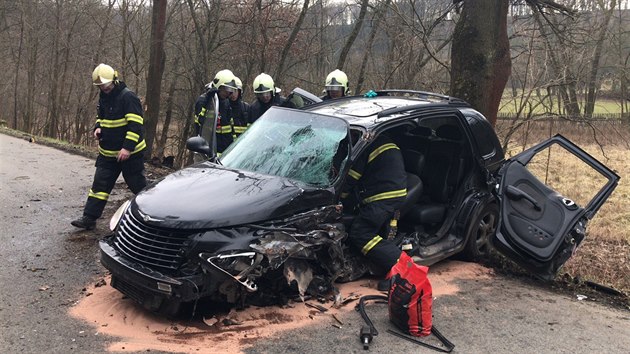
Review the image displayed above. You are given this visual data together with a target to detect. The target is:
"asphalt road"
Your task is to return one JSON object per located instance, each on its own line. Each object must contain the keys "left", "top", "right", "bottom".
{"left": 1, "top": 133, "right": 629, "bottom": 354}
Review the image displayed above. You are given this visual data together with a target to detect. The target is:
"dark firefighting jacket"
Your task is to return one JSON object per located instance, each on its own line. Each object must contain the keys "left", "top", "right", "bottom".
{"left": 94, "top": 82, "right": 146, "bottom": 158}
{"left": 342, "top": 135, "right": 407, "bottom": 206}
{"left": 215, "top": 99, "right": 250, "bottom": 152}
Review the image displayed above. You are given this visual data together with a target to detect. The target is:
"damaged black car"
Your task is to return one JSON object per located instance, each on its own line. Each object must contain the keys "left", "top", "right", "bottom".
{"left": 99, "top": 89, "right": 619, "bottom": 315}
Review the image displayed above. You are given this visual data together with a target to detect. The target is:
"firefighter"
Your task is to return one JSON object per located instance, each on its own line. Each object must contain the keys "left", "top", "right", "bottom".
{"left": 322, "top": 69, "right": 349, "bottom": 100}
{"left": 194, "top": 69, "right": 237, "bottom": 145}
{"left": 217, "top": 76, "right": 250, "bottom": 152}
{"left": 249, "top": 73, "right": 294, "bottom": 122}
{"left": 71, "top": 64, "right": 147, "bottom": 230}
{"left": 342, "top": 134, "right": 407, "bottom": 274}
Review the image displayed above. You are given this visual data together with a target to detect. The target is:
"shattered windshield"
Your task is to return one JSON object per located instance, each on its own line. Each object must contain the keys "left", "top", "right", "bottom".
{"left": 220, "top": 108, "right": 349, "bottom": 187}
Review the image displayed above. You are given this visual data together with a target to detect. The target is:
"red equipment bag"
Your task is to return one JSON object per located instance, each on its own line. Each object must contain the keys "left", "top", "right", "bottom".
{"left": 387, "top": 252, "right": 432, "bottom": 336}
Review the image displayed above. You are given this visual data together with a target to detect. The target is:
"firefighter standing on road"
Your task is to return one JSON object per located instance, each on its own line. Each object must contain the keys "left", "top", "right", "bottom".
{"left": 71, "top": 63, "right": 147, "bottom": 230}
{"left": 342, "top": 134, "right": 407, "bottom": 273}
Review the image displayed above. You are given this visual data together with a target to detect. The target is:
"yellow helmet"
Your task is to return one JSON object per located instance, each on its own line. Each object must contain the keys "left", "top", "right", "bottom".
{"left": 212, "top": 69, "right": 238, "bottom": 91}
{"left": 234, "top": 76, "right": 243, "bottom": 91}
{"left": 253, "top": 73, "right": 275, "bottom": 94}
{"left": 325, "top": 69, "right": 348, "bottom": 94}
{"left": 92, "top": 63, "right": 117, "bottom": 86}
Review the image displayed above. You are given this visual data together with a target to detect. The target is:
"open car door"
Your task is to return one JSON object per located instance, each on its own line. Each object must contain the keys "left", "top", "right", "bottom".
{"left": 187, "top": 91, "right": 219, "bottom": 161}
{"left": 201, "top": 91, "right": 219, "bottom": 158}
{"left": 493, "top": 134, "right": 619, "bottom": 279}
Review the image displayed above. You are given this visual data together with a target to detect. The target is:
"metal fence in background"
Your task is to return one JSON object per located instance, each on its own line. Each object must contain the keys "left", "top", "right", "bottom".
{"left": 495, "top": 114, "right": 630, "bottom": 148}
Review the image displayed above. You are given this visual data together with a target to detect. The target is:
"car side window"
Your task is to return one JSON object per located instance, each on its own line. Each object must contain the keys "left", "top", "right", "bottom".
{"left": 350, "top": 129, "right": 363, "bottom": 146}
{"left": 466, "top": 115, "right": 501, "bottom": 159}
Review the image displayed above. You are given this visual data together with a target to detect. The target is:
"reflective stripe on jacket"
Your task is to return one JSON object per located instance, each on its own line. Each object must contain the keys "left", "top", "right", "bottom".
{"left": 343, "top": 135, "right": 407, "bottom": 205}
{"left": 94, "top": 82, "right": 145, "bottom": 158}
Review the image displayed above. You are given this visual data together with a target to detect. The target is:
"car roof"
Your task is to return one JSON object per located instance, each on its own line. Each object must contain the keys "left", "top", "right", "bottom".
{"left": 304, "top": 90, "right": 471, "bottom": 129}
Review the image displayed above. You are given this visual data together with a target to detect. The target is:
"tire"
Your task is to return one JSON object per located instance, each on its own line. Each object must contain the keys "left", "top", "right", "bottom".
{"left": 462, "top": 203, "right": 499, "bottom": 261}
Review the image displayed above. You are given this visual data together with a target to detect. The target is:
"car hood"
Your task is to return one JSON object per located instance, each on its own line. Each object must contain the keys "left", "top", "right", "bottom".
{"left": 133, "top": 162, "right": 335, "bottom": 229}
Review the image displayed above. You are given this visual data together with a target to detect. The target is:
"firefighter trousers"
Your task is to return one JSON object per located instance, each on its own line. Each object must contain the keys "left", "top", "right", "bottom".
{"left": 83, "top": 154, "right": 146, "bottom": 219}
{"left": 348, "top": 199, "right": 403, "bottom": 272}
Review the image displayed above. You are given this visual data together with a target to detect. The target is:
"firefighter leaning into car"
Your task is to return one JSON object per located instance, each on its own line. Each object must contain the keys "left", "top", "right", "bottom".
{"left": 321, "top": 69, "right": 349, "bottom": 100}
{"left": 193, "top": 69, "right": 238, "bottom": 153}
{"left": 341, "top": 134, "right": 407, "bottom": 274}
{"left": 71, "top": 64, "right": 147, "bottom": 230}
{"left": 249, "top": 73, "right": 295, "bottom": 122}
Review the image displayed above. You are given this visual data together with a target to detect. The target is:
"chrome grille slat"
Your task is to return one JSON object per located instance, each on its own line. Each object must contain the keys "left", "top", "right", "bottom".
{"left": 126, "top": 212, "right": 186, "bottom": 243}
{"left": 116, "top": 230, "right": 181, "bottom": 259}
{"left": 119, "top": 218, "right": 182, "bottom": 249}
{"left": 113, "top": 208, "right": 195, "bottom": 272}
{"left": 115, "top": 239, "right": 180, "bottom": 268}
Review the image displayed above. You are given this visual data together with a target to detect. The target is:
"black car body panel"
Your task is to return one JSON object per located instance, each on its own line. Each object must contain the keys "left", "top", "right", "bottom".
{"left": 134, "top": 163, "right": 334, "bottom": 229}
{"left": 99, "top": 89, "right": 619, "bottom": 314}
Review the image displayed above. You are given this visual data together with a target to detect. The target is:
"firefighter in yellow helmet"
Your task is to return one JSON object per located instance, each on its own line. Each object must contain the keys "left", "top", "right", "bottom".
{"left": 193, "top": 69, "right": 240, "bottom": 152}
{"left": 71, "top": 63, "right": 147, "bottom": 230}
{"left": 219, "top": 76, "right": 251, "bottom": 152}
{"left": 322, "top": 69, "right": 349, "bottom": 100}
{"left": 249, "top": 73, "right": 295, "bottom": 122}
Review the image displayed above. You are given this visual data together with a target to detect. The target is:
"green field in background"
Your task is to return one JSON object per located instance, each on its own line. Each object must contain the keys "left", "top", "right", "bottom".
{"left": 499, "top": 96, "right": 625, "bottom": 115}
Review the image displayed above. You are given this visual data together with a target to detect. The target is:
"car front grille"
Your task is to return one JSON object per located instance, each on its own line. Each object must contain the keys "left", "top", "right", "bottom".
{"left": 113, "top": 208, "right": 196, "bottom": 273}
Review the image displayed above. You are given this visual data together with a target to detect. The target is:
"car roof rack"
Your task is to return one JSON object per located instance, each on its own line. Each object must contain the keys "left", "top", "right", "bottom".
{"left": 373, "top": 90, "right": 469, "bottom": 118}
{"left": 373, "top": 89, "right": 467, "bottom": 104}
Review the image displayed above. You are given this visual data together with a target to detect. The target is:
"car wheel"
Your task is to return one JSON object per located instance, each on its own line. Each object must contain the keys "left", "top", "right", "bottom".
{"left": 462, "top": 203, "right": 499, "bottom": 261}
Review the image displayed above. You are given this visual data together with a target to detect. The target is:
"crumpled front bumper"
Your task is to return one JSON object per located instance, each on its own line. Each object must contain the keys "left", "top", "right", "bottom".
{"left": 99, "top": 238, "right": 206, "bottom": 312}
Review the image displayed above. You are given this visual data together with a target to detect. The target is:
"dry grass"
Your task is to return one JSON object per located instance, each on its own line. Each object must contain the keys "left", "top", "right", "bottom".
{"left": 497, "top": 120, "right": 630, "bottom": 295}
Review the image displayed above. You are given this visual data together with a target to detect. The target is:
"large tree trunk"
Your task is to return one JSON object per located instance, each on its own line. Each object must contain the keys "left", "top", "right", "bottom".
{"left": 156, "top": 64, "right": 178, "bottom": 160}
{"left": 144, "top": 0, "right": 167, "bottom": 159}
{"left": 450, "top": 0, "right": 511, "bottom": 127}
{"left": 13, "top": 12, "right": 24, "bottom": 130}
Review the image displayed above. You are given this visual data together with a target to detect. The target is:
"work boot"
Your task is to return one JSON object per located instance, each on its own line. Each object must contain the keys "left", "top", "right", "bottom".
{"left": 71, "top": 215, "right": 96, "bottom": 230}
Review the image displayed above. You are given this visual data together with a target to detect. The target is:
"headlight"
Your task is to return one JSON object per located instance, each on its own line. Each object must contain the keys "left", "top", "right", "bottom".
{"left": 109, "top": 200, "right": 131, "bottom": 231}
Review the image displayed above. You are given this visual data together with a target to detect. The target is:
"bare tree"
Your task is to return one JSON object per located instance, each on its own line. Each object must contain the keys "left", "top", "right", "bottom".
{"left": 530, "top": 7, "right": 581, "bottom": 117}
{"left": 584, "top": 0, "right": 617, "bottom": 117}
{"left": 356, "top": 0, "right": 391, "bottom": 93}
{"left": 274, "top": 0, "right": 311, "bottom": 82}
{"left": 144, "top": 0, "right": 168, "bottom": 158}
{"left": 1, "top": 0, "right": 627, "bottom": 168}
{"left": 336, "top": 0, "right": 369, "bottom": 70}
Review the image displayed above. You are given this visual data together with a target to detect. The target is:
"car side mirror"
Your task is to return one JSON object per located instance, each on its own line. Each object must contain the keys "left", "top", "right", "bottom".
{"left": 186, "top": 136, "right": 212, "bottom": 156}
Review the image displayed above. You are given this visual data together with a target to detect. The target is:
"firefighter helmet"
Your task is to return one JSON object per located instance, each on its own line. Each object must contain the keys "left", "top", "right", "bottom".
{"left": 325, "top": 69, "right": 348, "bottom": 94}
{"left": 212, "top": 69, "right": 238, "bottom": 92}
{"left": 234, "top": 76, "right": 243, "bottom": 91}
{"left": 253, "top": 73, "right": 275, "bottom": 94}
{"left": 92, "top": 64, "right": 117, "bottom": 86}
